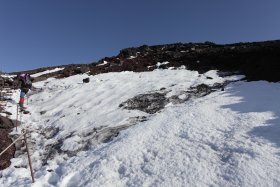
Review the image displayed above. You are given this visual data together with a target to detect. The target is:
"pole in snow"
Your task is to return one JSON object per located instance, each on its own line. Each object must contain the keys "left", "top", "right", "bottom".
{"left": 16, "top": 104, "right": 19, "bottom": 131}
{"left": 24, "top": 131, "right": 35, "bottom": 183}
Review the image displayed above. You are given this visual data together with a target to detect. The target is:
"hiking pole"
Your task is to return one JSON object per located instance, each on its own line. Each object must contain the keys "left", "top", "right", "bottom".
{"left": 23, "top": 130, "right": 35, "bottom": 183}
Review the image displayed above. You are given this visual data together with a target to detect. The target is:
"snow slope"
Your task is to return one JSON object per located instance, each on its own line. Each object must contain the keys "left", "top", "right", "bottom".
{"left": 1, "top": 69, "right": 280, "bottom": 187}
{"left": 31, "top": 68, "right": 65, "bottom": 78}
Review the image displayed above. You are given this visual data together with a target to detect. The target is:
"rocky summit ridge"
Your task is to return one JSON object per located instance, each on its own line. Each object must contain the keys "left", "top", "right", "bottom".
{"left": 10, "top": 39, "right": 280, "bottom": 82}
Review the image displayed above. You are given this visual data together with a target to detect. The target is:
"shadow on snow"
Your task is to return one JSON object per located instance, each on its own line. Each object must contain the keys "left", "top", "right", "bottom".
{"left": 221, "top": 81, "right": 280, "bottom": 149}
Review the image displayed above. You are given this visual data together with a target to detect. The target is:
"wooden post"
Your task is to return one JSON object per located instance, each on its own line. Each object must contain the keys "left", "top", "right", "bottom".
{"left": 24, "top": 131, "right": 35, "bottom": 183}
{"left": 26, "top": 95, "right": 28, "bottom": 105}
{"left": 20, "top": 110, "right": 22, "bottom": 127}
{"left": 16, "top": 104, "right": 19, "bottom": 131}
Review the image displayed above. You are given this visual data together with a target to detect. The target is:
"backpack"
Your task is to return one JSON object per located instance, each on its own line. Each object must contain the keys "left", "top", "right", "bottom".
{"left": 19, "top": 73, "right": 32, "bottom": 87}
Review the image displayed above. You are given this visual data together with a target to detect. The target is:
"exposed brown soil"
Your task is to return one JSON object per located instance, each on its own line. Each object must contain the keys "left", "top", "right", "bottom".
{"left": 0, "top": 85, "right": 17, "bottom": 170}
{"left": 0, "top": 116, "right": 16, "bottom": 170}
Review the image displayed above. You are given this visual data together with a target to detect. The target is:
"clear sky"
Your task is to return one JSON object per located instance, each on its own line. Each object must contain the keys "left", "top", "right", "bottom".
{"left": 0, "top": 0, "right": 280, "bottom": 72}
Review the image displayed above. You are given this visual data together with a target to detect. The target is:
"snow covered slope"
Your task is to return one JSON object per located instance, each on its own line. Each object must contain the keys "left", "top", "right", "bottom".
{"left": 31, "top": 68, "right": 65, "bottom": 78}
{"left": 1, "top": 69, "right": 280, "bottom": 187}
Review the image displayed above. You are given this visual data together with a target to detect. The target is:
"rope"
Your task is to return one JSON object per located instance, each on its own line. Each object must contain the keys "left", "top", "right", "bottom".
{"left": 0, "top": 131, "right": 25, "bottom": 157}
{"left": 1, "top": 90, "right": 27, "bottom": 157}
{"left": 0, "top": 88, "right": 35, "bottom": 182}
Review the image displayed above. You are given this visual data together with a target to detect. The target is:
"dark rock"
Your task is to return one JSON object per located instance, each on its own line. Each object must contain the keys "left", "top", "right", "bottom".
{"left": 120, "top": 82, "right": 230, "bottom": 114}
{"left": 0, "top": 129, "right": 15, "bottom": 170}
{"left": 0, "top": 115, "right": 16, "bottom": 170}
{"left": 2, "top": 111, "right": 12, "bottom": 116}
{"left": 61, "top": 67, "right": 73, "bottom": 77}
{"left": 0, "top": 116, "right": 14, "bottom": 129}
{"left": 74, "top": 66, "right": 90, "bottom": 74}
{"left": 83, "top": 78, "right": 90, "bottom": 83}
{"left": 193, "top": 84, "right": 211, "bottom": 96}
{"left": 119, "top": 47, "right": 138, "bottom": 58}
{"left": 120, "top": 93, "right": 167, "bottom": 114}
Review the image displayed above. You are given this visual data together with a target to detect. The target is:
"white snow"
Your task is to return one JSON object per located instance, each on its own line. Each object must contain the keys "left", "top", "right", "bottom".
{"left": 147, "top": 61, "right": 170, "bottom": 69}
{"left": 128, "top": 56, "right": 136, "bottom": 59}
{"left": 31, "top": 68, "right": 65, "bottom": 78}
{"left": 0, "top": 74, "right": 16, "bottom": 79}
{"left": 1, "top": 69, "right": 280, "bottom": 187}
{"left": 97, "top": 61, "right": 108, "bottom": 66}
{"left": 156, "top": 61, "right": 169, "bottom": 68}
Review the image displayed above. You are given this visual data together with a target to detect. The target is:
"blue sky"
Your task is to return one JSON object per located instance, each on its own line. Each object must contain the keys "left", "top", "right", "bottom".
{"left": 0, "top": 0, "right": 280, "bottom": 72}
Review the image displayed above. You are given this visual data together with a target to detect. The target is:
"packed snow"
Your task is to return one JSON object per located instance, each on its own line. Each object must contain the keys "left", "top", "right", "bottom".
{"left": 31, "top": 68, "right": 65, "bottom": 78}
{"left": 97, "top": 61, "right": 108, "bottom": 66}
{"left": 147, "top": 62, "right": 170, "bottom": 69}
{"left": 1, "top": 69, "right": 280, "bottom": 187}
{"left": 0, "top": 74, "right": 15, "bottom": 78}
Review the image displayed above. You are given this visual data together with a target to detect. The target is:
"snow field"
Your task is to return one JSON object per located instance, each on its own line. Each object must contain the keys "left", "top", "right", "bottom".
{"left": 0, "top": 69, "right": 280, "bottom": 187}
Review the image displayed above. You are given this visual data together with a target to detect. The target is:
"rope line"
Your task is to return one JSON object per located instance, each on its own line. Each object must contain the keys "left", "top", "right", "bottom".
{"left": 0, "top": 87, "right": 35, "bottom": 183}
{"left": 0, "top": 131, "right": 25, "bottom": 157}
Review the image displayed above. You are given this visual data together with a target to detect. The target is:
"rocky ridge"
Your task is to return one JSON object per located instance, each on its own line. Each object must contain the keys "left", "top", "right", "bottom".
{"left": 11, "top": 40, "right": 280, "bottom": 82}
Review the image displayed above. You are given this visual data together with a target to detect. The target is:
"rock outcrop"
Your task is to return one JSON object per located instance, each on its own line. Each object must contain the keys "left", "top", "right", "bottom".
{"left": 10, "top": 40, "right": 280, "bottom": 82}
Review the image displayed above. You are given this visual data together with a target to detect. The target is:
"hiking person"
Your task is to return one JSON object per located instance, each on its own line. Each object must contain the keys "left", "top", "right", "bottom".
{"left": 15, "top": 73, "right": 34, "bottom": 109}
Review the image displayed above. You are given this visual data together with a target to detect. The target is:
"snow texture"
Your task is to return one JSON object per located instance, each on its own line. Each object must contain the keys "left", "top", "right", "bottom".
{"left": 97, "top": 61, "right": 108, "bottom": 66}
{"left": 1, "top": 69, "right": 280, "bottom": 187}
{"left": 31, "top": 68, "right": 65, "bottom": 78}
